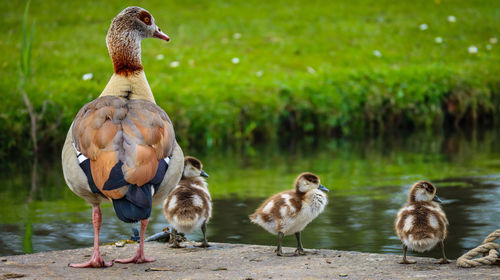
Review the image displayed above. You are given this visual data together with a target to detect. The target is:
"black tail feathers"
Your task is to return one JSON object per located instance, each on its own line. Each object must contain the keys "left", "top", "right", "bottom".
{"left": 112, "top": 184, "right": 154, "bottom": 223}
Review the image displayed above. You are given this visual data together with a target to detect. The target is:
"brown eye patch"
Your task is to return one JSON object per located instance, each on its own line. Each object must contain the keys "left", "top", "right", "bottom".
{"left": 420, "top": 182, "right": 435, "bottom": 193}
{"left": 138, "top": 11, "right": 152, "bottom": 25}
{"left": 187, "top": 158, "right": 201, "bottom": 169}
{"left": 303, "top": 174, "right": 319, "bottom": 184}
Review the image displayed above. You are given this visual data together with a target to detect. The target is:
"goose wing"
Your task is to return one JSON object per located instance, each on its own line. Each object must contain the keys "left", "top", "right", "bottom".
{"left": 72, "top": 96, "right": 175, "bottom": 199}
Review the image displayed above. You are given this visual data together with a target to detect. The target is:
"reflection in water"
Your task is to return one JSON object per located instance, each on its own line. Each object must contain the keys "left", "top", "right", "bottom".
{"left": 0, "top": 129, "right": 499, "bottom": 258}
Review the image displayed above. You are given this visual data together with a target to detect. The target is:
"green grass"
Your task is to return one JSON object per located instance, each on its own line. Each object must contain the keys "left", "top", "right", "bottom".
{"left": 1, "top": 0, "right": 499, "bottom": 157}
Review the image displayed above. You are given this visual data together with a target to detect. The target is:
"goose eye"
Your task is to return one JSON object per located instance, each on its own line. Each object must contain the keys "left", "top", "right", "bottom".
{"left": 138, "top": 11, "right": 152, "bottom": 25}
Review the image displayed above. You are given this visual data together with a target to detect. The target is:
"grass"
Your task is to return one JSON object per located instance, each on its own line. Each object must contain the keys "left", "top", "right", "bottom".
{"left": 0, "top": 0, "right": 499, "bottom": 157}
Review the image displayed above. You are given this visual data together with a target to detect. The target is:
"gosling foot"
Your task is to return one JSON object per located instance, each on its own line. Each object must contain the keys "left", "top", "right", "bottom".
{"left": 436, "top": 258, "right": 450, "bottom": 264}
{"left": 196, "top": 241, "right": 210, "bottom": 248}
{"left": 294, "top": 248, "right": 306, "bottom": 256}
{"left": 399, "top": 258, "right": 416, "bottom": 264}
{"left": 273, "top": 248, "right": 284, "bottom": 257}
{"left": 170, "top": 242, "right": 185, "bottom": 249}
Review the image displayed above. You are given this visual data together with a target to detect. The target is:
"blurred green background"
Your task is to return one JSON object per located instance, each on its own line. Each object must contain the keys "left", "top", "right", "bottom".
{"left": 0, "top": 0, "right": 499, "bottom": 158}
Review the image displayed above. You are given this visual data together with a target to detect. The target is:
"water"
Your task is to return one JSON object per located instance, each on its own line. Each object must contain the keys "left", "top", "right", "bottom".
{"left": 1, "top": 129, "right": 499, "bottom": 259}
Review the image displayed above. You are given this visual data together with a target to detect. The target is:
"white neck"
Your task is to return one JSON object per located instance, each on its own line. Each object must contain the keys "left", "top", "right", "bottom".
{"left": 99, "top": 71, "right": 155, "bottom": 103}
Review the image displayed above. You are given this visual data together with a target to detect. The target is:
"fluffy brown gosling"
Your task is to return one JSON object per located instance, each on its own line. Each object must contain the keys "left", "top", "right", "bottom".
{"left": 395, "top": 180, "right": 450, "bottom": 264}
{"left": 163, "top": 156, "right": 211, "bottom": 248}
{"left": 250, "top": 173, "right": 329, "bottom": 256}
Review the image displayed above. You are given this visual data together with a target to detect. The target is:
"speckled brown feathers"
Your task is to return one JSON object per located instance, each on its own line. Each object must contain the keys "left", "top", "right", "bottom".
{"left": 72, "top": 96, "right": 175, "bottom": 199}
{"left": 250, "top": 172, "right": 328, "bottom": 236}
{"left": 250, "top": 190, "right": 304, "bottom": 230}
{"left": 163, "top": 157, "right": 211, "bottom": 234}
{"left": 395, "top": 181, "right": 448, "bottom": 253}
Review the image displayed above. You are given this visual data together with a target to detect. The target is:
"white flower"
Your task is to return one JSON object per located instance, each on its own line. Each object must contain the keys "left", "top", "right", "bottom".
{"left": 468, "top": 46, "right": 478, "bottom": 54}
{"left": 373, "top": 50, "right": 382, "bottom": 57}
{"left": 170, "top": 61, "right": 180, "bottom": 68}
{"left": 447, "top": 15, "right": 456, "bottom": 23}
{"left": 233, "top": 33, "right": 242, "bottom": 39}
{"left": 156, "top": 54, "right": 165, "bottom": 60}
{"left": 434, "top": 37, "right": 443, "bottom": 44}
{"left": 231, "top": 57, "right": 240, "bottom": 64}
{"left": 486, "top": 44, "right": 492, "bottom": 51}
{"left": 419, "top": 23, "right": 428, "bottom": 31}
{"left": 82, "top": 73, "right": 93, "bottom": 81}
{"left": 256, "top": 71, "right": 263, "bottom": 77}
{"left": 490, "top": 37, "right": 498, "bottom": 44}
{"left": 306, "top": 66, "right": 316, "bottom": 74}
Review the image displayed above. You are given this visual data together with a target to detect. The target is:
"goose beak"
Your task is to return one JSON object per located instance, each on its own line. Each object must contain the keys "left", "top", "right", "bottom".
{"left": 432, "top": 195, "right": 443, "bottom": 203}
{"left": 200, "top": 170, "right": 209, "bottom": 178}
{"left": 318, "top": 184, "right": 329, "bottom": 193}
{"left": 153, "top": 27, "right": 170, "bottom": 42}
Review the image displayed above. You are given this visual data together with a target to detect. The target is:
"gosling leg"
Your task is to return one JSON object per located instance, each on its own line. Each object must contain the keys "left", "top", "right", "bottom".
{"left": 197, "top": 221, "right": 210, "bottom": 248}
{"left": 294, "top": 232, "right": 305, "bottom": 255}
{"left": 399, "top": 244, "right": 416, "bottom": 264}
{"left": 274, "top": 232, "right": 284, "bottom": 256}
{"left": 436, "top": 241, "right": 450, "bottom": 264}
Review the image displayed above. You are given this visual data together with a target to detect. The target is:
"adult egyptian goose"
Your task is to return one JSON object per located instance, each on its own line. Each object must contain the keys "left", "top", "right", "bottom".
{"left": 163, "top": 156, "right": 211, "bottom": 248}
{"left": 395, "top": 180, "right": 450, "bottom": 264}
{"left": 250, "top": 173, "right": 329, "bottom": 256}
{"left": 61, "top": 6, "right": 184, "bottom": 268}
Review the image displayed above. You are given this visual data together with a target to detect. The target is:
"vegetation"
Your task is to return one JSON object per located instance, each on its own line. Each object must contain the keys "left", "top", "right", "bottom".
{"left": 0, "top": 0, "right": 499, "bottom": 158}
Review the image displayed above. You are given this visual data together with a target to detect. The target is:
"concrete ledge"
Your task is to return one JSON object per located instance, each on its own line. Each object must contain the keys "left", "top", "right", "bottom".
{"left": 1, "top": 242, "right": 499, "bottom": 279}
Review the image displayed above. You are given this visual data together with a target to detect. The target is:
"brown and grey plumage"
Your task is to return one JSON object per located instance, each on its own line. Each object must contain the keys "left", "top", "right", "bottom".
{"left": 62, "top": 7, "right": 183, "bottom": 268}
{"left": 250, "top": 173, "right": 329, "bottom": 256}
{"left": 163, "top": 156, "right": 211, "bottom": 248}
{"left": 395, "top": 180, "right": 450, "bottom": 264}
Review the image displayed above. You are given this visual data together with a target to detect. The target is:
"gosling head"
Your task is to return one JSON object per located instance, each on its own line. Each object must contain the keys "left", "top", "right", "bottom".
{"left": 294, "top": 172, "right": 329, "bottom": 194}
{"left": 106, "top": 7, "right": 170, "bottom": 75}
{"left": 408, "top": 180, "right": 442, "bottom": 203}
{"left": 182, "top": 156, "right": 209, "bottom": 179}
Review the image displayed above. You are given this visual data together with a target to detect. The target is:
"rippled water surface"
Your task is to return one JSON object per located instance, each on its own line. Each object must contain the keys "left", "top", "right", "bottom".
{"left": 1, "top": 130, "right": 499, "bottom": 259}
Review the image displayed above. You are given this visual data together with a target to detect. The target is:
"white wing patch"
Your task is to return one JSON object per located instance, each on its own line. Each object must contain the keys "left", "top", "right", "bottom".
{"left": 403, "top": 215, "right": 414, "bottom": 232}
{"left": 428, "top": 214, "right": 439, "bottom": 229}
{"left": 263, "top": 201, "right": 274, "bottom": 214}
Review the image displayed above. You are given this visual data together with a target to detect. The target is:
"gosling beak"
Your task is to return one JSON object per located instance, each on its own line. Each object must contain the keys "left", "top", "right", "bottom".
{"left": 432, "top": 195, "right": 443, "bottom": 203}
{"left": 200, "top": 170, "right": 209, "bottom": 178}
{"left": 153, "top": 27, "right": 170, "bottom": 42}
{"left": 318, "top": 184, "right": 329, "bottom": 193}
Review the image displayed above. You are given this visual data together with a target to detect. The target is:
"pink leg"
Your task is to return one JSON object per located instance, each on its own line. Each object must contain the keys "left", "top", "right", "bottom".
{"left": 114, "top": 219, "right": 155, "bottom": 264}
{"left": 69, "top": 206, "right": 113, "bottom": 268}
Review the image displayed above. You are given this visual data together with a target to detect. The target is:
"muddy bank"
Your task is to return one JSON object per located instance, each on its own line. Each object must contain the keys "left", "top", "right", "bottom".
{"left": 1, "top": 242, "right": 499, "bottom": 279}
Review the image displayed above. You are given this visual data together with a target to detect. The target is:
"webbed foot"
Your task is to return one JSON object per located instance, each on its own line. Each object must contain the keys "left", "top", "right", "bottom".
{"left": 196, "top": 241, "right": 210, "bottom": 248}
{"left": 436, "top": 258, "right": 450, "bottom": 264}
{"left": 399, "top": 258, "right": 416, "bottom": 264}
{"left": 294, "top": 248, "right": 306, "bottom": 256}
{"left": 69, "top": 255, "right": 113, "bottom": 268}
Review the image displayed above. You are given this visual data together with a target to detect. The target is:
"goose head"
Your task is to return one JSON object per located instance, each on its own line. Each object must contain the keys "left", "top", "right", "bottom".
{"left": 294, "top": 172, "right": 329, "bottom": 194}
{"left": 182, "top": 156, "right": 209, "bottom": 179}
{"left": 106, "top": 7, "right": 169, "bottom": 75}
{"left": 408, "top": 180, "right": 442, "bottom": 203}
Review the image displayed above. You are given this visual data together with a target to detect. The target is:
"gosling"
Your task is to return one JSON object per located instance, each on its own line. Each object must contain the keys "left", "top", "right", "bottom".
{"left": 395, "top": 180, "right": 450, "bottom": 264}
{"left": 250, "top": 173, "right": 329, "bottom": 256}
{"left": 163, "top": 156, "right": 211, "bottom": 248}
